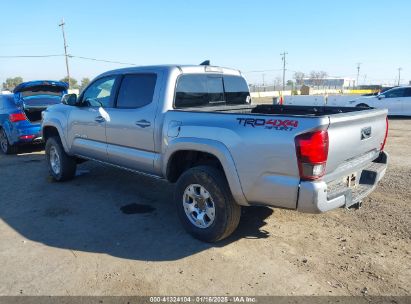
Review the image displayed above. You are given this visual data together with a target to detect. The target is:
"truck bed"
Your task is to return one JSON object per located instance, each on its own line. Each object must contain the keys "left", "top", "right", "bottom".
{"left": 174, "top": 104, "right": 372, "bottom": 116}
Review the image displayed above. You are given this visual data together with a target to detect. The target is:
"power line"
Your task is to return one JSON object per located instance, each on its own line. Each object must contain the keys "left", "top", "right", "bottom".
{"left": 0, "top": 54, "right": 137, "bottom": 66}
{"left": 0, "top": 54, "right": 64, "bottom": 58}
{"left": 243, "top": 68, "right": 283, "bottom": 73}
{"left": 69, "top": 55, "right": 137, "bottom": 66}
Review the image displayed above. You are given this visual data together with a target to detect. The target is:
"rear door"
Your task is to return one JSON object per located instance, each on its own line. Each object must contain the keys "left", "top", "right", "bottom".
{"left": 67, "top": 75, "right": 118, "bottom": 161}
{"left": 380, "top": 87, "right": 405, "bottom": 115}
{"left": 105, "top": 73, "right": 160, "bottom": 173}
{"left": 402, "top": 88, "right": 411, "bottom": 115}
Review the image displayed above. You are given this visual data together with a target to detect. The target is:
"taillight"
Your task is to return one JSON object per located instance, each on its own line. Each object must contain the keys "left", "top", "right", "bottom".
{"left": 295, "top": 130, "right": 329, "bottom": 180}
{"left": 9, "top": 113, "right": 27, "bottom": 123}
{"left": 380, "top": 117, "right": 389, "bottom": 151}
{"left": 19, "top": 135, "right": 36, "bottom": 140}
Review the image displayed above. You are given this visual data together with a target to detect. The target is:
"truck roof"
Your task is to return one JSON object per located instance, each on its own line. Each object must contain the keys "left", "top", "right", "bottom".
{"left": 98, "top": 64, "right": 242, "bottom": 78}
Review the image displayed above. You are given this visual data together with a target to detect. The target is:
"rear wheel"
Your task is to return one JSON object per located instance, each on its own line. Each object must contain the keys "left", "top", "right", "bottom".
{"left": 356, "top": 103, "right": 370, "bottom": 108}
{"left": 45, "top": 136, "right": 77, "bottom": 181}
{"left": 0, "top": 128, "right": 18, "bottom": 154}
{"left": 174, "top": 165, "right": 241, "bottom": 242}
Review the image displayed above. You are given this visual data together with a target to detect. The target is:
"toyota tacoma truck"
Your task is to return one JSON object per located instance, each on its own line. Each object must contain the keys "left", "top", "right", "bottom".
{"left": 41, "top": 64, "right": 389, "bottom": 242}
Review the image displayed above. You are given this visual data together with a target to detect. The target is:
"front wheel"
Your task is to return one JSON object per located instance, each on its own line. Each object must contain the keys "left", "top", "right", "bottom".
{"left": 45, "top": 136, "right": 77, "bottom": 181}
{"left": 174, "top": 165, "right": 241, "bottom": 242}
{"left": 356, "top": 103, "right": 370, "bottom": 108}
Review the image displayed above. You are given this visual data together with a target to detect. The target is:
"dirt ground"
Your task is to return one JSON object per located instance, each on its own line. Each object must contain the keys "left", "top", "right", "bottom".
{"left": 0, "top": 118, "right": 409, "bottom": 296}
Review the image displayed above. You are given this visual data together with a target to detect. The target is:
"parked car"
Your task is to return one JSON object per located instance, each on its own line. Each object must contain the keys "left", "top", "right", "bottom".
{"left": 361, "top": 86, "right": 396, "bottom": 97}
{"left": 41, "top": 64, "right": 388, "bottom": 242}
{"left": 0, "top": 81, "right": 68, "bottom": 154}
{"left": 349, "top": 86, "right": 411, "bottom": 116}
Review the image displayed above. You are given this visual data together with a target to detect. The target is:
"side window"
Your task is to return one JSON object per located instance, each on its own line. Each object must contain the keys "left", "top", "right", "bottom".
{"left": 384, "top": 88, "right": 405, "bottom": 98}
{"left": 175, "top": 75, "right": 224, "bottom": 108}
{"left": 403, "top": 88, "right": 411, "bottom": 98}
{"left": 81, "top": 76, "right": 117, "bottom": 108}
{"left": 223, "top": 75, "right": 251, "bottom": 104}
{"left": 116, "top": 74, "right": 157, "bottom": 109}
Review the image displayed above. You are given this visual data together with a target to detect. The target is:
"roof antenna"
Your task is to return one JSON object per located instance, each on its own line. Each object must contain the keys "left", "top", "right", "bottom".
{"left": 200, "top": 60, "right": 210, "bottom": 66}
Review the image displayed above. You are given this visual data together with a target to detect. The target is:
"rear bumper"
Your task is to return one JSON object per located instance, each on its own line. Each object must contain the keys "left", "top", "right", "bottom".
{"left": 297, "top": 151, "right": 388, "bottom": 213}
{"left": 9, "top": 124, "right": 43, "bottom": 145}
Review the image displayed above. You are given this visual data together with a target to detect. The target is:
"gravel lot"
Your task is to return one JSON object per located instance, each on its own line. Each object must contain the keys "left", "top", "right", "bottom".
{"left": 0, "top": 118, "right": 409, "bottom": 296}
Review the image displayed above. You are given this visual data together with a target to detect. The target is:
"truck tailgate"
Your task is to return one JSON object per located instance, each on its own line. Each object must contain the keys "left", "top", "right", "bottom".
{"left": 325, "top": 108, "right": 388, "bottom": 180}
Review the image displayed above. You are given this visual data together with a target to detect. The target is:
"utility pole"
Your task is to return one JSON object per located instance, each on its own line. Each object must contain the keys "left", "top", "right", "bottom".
{"left": 281, "top": 51, "right": 288, "bottom": 91}
{"left": 262, "top": 73, "right": 265, "bottom": 92}
{"left": 59, "top": 18, "right": 70, "bottom": 89}
{"left": 356, "top": 63, "right": 361, "bottom": 88}
{"left": 398, "top": 67, "right": 402, "bottom": 86}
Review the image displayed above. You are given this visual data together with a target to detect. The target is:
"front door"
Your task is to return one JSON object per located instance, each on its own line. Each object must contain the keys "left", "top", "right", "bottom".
{"left": 105, "top": 73, "right": 160, "bottom": 173}
{"left": 67, "top": 75, "right": 118, "bottom": 161}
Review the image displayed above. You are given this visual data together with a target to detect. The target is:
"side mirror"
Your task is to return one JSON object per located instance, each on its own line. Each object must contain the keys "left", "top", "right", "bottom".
{"left": 378, "top": 94, "right": 385, "bottom": 100}
{"left": 62, "top": 93, "right": 79, "bottom": 106}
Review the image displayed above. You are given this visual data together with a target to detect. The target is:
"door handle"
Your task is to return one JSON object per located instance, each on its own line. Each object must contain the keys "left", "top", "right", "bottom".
{"left": 95, "top": 116, "right": 105, "bottom": 123}
{"left": 135, "top": 119, "right": 151, "bottom": 128}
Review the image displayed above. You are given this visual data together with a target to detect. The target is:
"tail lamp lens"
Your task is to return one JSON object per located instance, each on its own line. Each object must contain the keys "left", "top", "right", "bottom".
{"left": 380, "top": 117, "right": 389, "bottom": 151}
{"left": 295, "top": 130, "right": 329, "bottom": 180}
{"left": 19, "top": 135, "right": 36, "bottom": 140}
{"left": 9, "top": 113, "right": 27, "bottom": 123}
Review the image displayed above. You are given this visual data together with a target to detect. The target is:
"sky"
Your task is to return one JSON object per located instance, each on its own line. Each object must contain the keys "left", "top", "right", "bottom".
{"left": 1, "top": 0, "right": 410, "bottom": 86}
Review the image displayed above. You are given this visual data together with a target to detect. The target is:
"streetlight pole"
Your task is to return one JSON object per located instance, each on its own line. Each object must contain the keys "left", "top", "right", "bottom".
{"left": 59, "top": 18, "right": 70, "bottom": 89}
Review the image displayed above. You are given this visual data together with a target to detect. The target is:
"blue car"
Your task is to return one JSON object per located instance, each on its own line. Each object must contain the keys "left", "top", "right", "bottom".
{"left": 0, "top": 80, "right": 68, "bottom": 154}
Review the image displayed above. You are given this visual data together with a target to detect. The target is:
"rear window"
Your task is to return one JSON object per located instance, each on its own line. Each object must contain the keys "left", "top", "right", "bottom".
{"left": 174, "top": 74, "right": 250, "bottom": 108}
{"left": 116, "top": 74, "right": 157, "bottom": 108}
{"left": 20, "top": 86, "right": 66, "bottom": 98}
{"left": 404, "top": 88, "right": 411, "bottom": 98}
{"left": 224, "top": 75, "right": 250, "bottom": 104}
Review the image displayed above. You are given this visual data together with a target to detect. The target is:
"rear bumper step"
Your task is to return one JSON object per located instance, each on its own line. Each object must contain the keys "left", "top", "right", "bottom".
{"left": 297, "top": 151, "right": 388, "bottom": 213}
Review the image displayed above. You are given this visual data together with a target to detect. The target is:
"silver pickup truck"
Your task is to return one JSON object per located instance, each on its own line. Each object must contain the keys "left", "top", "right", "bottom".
{"left": 41, "top": 64, "right": 388, "bottom": 242}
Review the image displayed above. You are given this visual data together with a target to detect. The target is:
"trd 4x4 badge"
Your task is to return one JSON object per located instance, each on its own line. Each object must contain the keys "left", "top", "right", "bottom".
{"left": 236, "top": 118, "right": 299, "bottom": 131}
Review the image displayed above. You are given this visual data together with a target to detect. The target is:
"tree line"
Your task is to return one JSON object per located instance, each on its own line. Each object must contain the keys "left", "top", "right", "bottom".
{"left": 1, "top": 77, "right": 90, "bottom": 92}
{"left": 293, "top": 71, "right": 329, "bottom": 87}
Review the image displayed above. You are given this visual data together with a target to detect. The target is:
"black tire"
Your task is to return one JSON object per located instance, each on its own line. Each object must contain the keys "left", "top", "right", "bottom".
{"left": 174, "top": 165, "right": 241, "bottom": 242}
{"left": 0, "top": 128, "right": 18, "bottom": 155}
{"left": 356, "top": 103, "right": 370, "bottom": 108}
{"left": 45, "top": 136, "right": 77, "bottom": 181}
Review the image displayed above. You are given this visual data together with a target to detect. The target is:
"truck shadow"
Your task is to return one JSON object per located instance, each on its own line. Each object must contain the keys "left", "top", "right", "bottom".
{"left": 0, "top": 153, "right": 273, "bottom": 261}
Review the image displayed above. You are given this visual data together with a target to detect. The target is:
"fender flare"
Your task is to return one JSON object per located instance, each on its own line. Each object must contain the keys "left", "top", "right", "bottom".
{"left": 163, "top": 137, "right": 249, "bottom": 206}
{"left": 42, "top": 120, "right": 70, "bottom": 153}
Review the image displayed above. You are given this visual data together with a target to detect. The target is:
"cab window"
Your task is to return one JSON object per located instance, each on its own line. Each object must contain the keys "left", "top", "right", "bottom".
{"left": 174, "top": 74, "right": 250, "bottom": 108}
{"left": 81, "top": 76, "right": 117, "bottom": 107}
{"left": 116, "top": 74, "right": 157, "bottom": 109}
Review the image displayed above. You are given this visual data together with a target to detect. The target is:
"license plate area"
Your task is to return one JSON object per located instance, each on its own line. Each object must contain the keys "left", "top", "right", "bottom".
{"left": 345, "top": 173, "right": 357, "bottom": 188}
